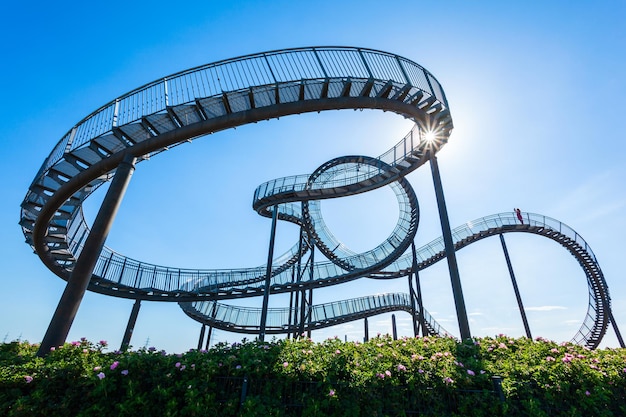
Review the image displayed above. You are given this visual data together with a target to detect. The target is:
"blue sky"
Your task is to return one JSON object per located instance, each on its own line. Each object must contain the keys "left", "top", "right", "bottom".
{"left": 1, "top": 1, "right": 625, "bottom": 352}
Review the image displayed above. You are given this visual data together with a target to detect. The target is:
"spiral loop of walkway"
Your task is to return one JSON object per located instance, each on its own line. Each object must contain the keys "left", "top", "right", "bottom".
{"left": 20, "top": 47, "right": 613, "bottom": 349}
{"left": 21, "top": 46, "right": 450, "bottom": 292}
{"left": 180, "top": 212, "right": 611, "bottom": 348}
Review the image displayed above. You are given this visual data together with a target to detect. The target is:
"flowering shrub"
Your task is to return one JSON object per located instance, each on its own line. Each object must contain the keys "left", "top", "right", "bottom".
{"left": 0, "top": 335, "right": 624, "bottom": 416}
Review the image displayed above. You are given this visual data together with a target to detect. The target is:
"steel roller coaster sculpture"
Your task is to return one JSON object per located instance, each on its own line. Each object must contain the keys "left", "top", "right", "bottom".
{"left": 20, "top": 47, "right": 623, "bottom": 355}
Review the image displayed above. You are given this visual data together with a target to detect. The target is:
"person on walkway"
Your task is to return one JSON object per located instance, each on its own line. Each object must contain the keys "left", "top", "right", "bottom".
{"left": 515, "top": 208, "right": 524, "bottom": 224}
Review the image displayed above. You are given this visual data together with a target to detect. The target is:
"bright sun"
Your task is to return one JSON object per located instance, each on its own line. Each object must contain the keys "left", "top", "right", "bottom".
{"left": 423, "top": 130, "right": 437, "bottom": 142}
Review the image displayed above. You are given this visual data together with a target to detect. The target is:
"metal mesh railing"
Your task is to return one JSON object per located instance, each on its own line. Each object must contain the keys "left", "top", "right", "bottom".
{"left": 37, "top": 47, "right": 445, "bottom": 178}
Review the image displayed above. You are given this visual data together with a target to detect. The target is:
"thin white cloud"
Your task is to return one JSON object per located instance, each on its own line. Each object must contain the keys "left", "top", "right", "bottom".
{"left": 526, "top": 306, "right": 567, "bottom": 311}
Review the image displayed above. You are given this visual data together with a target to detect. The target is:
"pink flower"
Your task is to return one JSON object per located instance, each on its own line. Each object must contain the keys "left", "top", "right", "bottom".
{"left": 418, "top": 369, "right": 424, "bottom": 374}
{"left": 49, "top": 347, "right": 55, "bottom": 352}
{"left": 376, "top": 373, "right": 385, "bottom": 379}
{"left": 83, "top": 349, "right": 89, "bottom": 354}
{"left": 110, "top": 361, "right": 119, "bottom": 370}
{"left": 283, "top": 362, "right": 289, "bottom": 367}
{"left": 328, "top": 389, "right": 335, "bottom": 397}
{"left": 234, "top": 365, "right": 240, "bottom": 370}
{"left": 467, "top": 370, "right": 475, "bottom": 376}
{"left": 175, "top": 362, "right": 181, "bottom": 368}
{"left": 97, "top": 372, "right": 105, "bottom": 380}
{"left": 25, "top": 376, "right": 33, "bottom": 383}
{"left": 385, "top": 370, "right": 391, "bottom": 377}
{"left": 335, "top": 350, "right": 341, "bottom": 354}
{"left": 181, "top": 365, "right": 188, "bottom": 371}
{"left": 121, "top": 370, "right": 129, "bottom": 376}
{"left": 93, "top": 366, "right": 102, "bottom": 371}
{"left": 585, "top": 390, "right": 590, "bottom": 396}
{"left": 545, "top": 356, "right": 555, "bottom": 362}
{"left": 99, "top": 340, "right": 108, "bottom": 347}
{"left": 397, "top": 364, "right": 406, "bottom": 372}
{"left": 443, "top": 377, "right": 454, "bottom": 384}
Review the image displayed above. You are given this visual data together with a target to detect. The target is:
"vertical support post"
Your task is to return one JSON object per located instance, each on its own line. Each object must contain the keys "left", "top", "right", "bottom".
{"left": 298, "top": 237, "right": 314, "bottom": 337}
{"left": 298, "top": 289, "right": 307, "bottom": 337}
{"left": 239, "top": 375, "right": 249, "bottom": 409}
{"left": 491, "top": 376, "right": 506, "bottom": 403}
{"left": 197, "top": 324, "right": 206, "bottom": 351}
{"left": 205, "top": 326, "right": 213, "bottom": 350}
{"left": 408, "top": 272, "right": 419, "bottom": 337}
{"left": 499, "top": 234, "right": 532, "bottom": 339}
{"left": 608, "top": 309, "right": 625, "bottom": 348}
{"left": 306, "top": 287, "right": 313, "bottom": 338}
{"left": 392, "top": 314, "right": 398, "bottom": 340}
{"left": 120, "top": 299, "right": 141, "bottom": 351}
{"left": 411, "top": 242, "right": 427, "bottom": 336}
{"left": 205, "top": 302, "right": 217, "bottom": 350}
{"left": 429, "top": 153, "right": 471, "bottom": 340}
{"left": 364, "top": 317, "right": 369, "bottom": 342}
{"left": 259, "top": 206, "right": 278, "bottom": 342}
{"left": 287, "top": 285, "right": 294, "bottom": 340}
{"left": 305, "top": 240, "right": 315, "bottom": 339}
{"left": 38, "top": 154, "right": 137, "bottom": 356}
{"left": 292, "top": 228, "right": 305, "bottom": 338}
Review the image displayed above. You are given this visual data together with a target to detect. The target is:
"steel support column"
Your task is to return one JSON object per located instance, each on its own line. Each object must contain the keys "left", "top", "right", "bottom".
{"left": 205, "top": 326, "right": 213, "bottom": 350}
{"left": 298, "top": 237, "right": 314, "bottom": 337}
{"left": 306, "top": 287, "right": 313, "bottom": 338}
{"left": 408, "top": 272, "right": 419, "bottom": 337}
{"left": 392, "top": 314, "right": 398, "bottom": 340}
{"left": 259, "top": 206, "right": 278, "bottom": 342}
{"left": 305, "top": 240, "right": 315, "bottom": 338}
{"left": 291, "top": 228, "right": 305, "bottom": 339}
{"left": 38, "top": 154, "right": 137, "bottom": 356}
{"left": 609, "top": 309, "right": 625, "bottom": 348}
{"left": 364, "top": 317, "right": 369, "bottom": 342}
{"left": 429, "top": 153, "right": 471, "bottom": 340}
{"left": 197, "top": 324, "right": 206, "bottom": 351}
{"left": 499, "top": 234, "right": 532, "bottom": 339}
{"left": 411, "top": 242, "right": 426, "bottom": 336}
{"left": 120, "top": 299, "right": 141, "bottom": 351}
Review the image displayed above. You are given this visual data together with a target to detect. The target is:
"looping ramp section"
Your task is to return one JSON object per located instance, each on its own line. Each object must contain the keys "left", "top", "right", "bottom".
{"left": 19, "top": 47, "right": 612, "bottom": 349}
{"left": 182, "top": 293, "right": 449, "bottom": 337}
{"left": 21, "top": 46, "right": 451, "bottom": 298}
{"left": 181, "top": 212, "right": 612, "bottom": 349}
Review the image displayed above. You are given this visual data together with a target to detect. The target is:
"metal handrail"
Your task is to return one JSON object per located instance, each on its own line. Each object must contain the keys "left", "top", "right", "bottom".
{"left": 20, "top": 46, "right": 609, "bottom": 348}
{"left": 181, "top": 292, "right": 452, "bottom": 337}
{"left": 36, "top": 47, "right": 445, "bottom": 178}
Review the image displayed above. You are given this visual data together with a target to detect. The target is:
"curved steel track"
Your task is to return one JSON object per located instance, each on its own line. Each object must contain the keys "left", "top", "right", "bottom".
{"left": 20, "top": 47, "right": 613, "bottom": 349}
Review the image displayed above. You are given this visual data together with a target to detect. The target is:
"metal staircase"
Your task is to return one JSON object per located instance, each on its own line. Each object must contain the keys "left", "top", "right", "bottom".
{"left": 180, "top": 293, "right": 451, "bottom": 337}
{"left": 20, "top": 47, "right": 613, "bottom": 349}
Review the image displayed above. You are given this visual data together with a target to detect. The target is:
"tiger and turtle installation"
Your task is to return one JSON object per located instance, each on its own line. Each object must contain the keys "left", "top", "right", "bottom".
{"left": 20, "top": 47, "right": 624, "bottom": 356}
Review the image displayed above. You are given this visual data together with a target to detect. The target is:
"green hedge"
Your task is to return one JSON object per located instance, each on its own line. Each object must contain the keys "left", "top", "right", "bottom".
{"left": 1, "top": 335, "right": 625, "bottom": 416}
